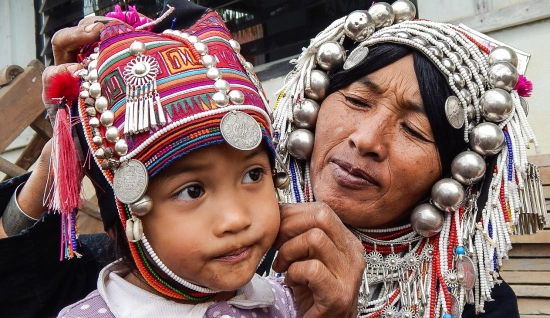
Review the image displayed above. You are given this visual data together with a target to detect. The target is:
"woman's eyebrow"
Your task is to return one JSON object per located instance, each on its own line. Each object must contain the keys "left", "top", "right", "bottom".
{"left": 358, "top": 76, "right": 425, "bottom": 114}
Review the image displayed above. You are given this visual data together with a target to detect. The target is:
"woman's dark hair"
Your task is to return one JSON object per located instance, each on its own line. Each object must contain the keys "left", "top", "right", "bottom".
{"left": 328, "top": 43, "right": 467, "bottom": 177}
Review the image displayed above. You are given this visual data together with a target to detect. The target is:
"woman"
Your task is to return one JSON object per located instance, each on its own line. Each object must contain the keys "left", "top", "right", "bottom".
{"left": 1, "top": 0, "right": 545, "bottom": 317}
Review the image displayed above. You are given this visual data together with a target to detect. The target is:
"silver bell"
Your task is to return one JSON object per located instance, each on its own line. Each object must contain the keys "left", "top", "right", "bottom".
{"left": 316, "top": 42, "right": 346, "bottom": 71}
{"left": 129, "top": 41, "right": 147, "bottom": 56}
{"left": 194, "top": 42, "right": 208, "bottom": 56}
{"left": 431, "top": 178, "right": 465, "bottom": 212}
{"left": 469, "top": 122, "right": 505, "bottom": 156}
{"left": 95, "top": 96, "right": 109, "bottom": 113}
{"left": 229, "top": 39, "right": 241, "bottom": 53}
{"left": 480, "top": 88, "right": 514, "bottom": 122}
{"left": 206, "top": 67, "right": 221, "bottom": 80}
{"left": 287, "top": 129, "right": 315, "bottom": 160}
{"left": 212, "top": 92, "right": 229, "bottom": 107}
{"left": 214, "top": 79, "right": 230, "bottom": 93}
{"left": 100, "top": 110, "right": 115, "bottom": 127}
{"left": 451, "top": 151, "right": 486, "bottom": 185}
{"left": 343, "top": 10, "right": 375, "bottom": 42}
{"left": 410, "top": 203, "right": 444, "bottom": 237}
{"left": 391, "top": 0, "right": 416, "bottom": 23}
{"left": 273, "top": 172, "right": 290, "bottom": 189}
{"left": 130, "top": 195, "right": 153, "bottom": 216}
{"left": 488, "top": 62, "right": 518, "bottom": 92}
{"left": 228, "top": 90, "right": 245, "bottom": 105}
{"left": 488, "top": 46, "right": 518, "bottom": 67}
{"left": 201, "top": 55, "right": 217, "bottom": 68}
{"left": 305, "top": 70, "right": 330, "bottom": 101}
{"left": 89, "top": 82, "right": 102, "bottom": 98}
{"left": 293, "top": 99, "right": 320, "bottom": 130}
{"left": 368, "top": 2, "right": 394, "bottom": 29}
{"left": 92, "top": 135, "right": 103, "bottom": 146}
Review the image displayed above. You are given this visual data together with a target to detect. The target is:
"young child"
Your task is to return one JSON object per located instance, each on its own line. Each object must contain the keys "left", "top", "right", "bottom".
{"left": 47, "top": 5, "right": 299, "bottom": 318}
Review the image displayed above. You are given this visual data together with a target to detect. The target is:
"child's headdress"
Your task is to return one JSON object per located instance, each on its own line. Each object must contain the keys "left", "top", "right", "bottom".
{"left": 44, "top": 1, "right": 275, "bottom": 301}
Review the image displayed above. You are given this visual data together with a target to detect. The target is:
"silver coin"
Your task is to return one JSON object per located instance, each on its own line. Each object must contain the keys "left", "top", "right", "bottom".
{"left": 113, "top": 159, "right": 149, "bottom": 204}
{"left": 450, "top": 293, "right": 461, "bottom": 317}
{"left": 220, "top": 111, "right": 262, "bottom": 151}
{"left": 445, "top": 96, "right": 465, "bottom": 129}
{"left": 456, "top": 255, "right": 477, "bottom": 290}
{"left": 343, "top": 47, "right": 369, "bottom": 70}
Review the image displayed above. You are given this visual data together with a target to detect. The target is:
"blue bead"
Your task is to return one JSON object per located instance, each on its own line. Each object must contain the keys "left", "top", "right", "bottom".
{"left": 443, "top": 314, "right": 454, "bottom": 318}
{"left": 455, "top": 246, "right": 465, "bottom": 255}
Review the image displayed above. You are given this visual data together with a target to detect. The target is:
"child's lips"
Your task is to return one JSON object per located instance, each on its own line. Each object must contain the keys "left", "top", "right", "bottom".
{"left": 215, "top": 246, "right": 252, "bottom": 262}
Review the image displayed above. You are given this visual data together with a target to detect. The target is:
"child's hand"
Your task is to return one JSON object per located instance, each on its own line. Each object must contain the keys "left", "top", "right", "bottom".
{"left": 272, "top": 202, "right": 365, "bottom": 318}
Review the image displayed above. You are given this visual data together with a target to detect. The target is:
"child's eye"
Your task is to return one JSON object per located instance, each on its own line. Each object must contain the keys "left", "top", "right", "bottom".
{"left": 176, "top": 184, "right": 204, "bottom": 201}
{"left": 242, "top": 168, "right": 265, "bottom": 184}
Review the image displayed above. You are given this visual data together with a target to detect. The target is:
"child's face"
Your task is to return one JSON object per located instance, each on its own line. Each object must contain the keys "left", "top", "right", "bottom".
{"left": 142, "top": 142, "right": 279, "bottom": 291}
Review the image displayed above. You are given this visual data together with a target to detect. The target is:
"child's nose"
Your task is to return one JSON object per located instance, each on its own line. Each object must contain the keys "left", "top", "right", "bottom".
{"left": 213, "top": 197, "right": 252, "bottom": 236}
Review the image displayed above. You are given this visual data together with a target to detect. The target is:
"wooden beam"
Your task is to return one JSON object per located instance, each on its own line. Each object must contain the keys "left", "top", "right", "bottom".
{"left": 529, "top": 154, "right": 550, "bottom": 167}
{"left": 0, "top": 60, "right": 45, "bottom": 154}
{"left": 500, "top": 271, "right": 550, "bottom": 285}
{"left": 448, "top": 0, "right": 550, "bottom": 33}
{"left": 501, "top": 258, "right": 550, "bottom": 271}
{"left": 518, "top": 298, "right": 550, "bottom": 315}
{"left": 29, "top": 115, "right": 53, "bottom": 140}
{"left": 512, "top": 285, "right": 550, "bottom": 298}
{"left": 540, "top": 166, "right": 550, "bottom": 186}
{"left": 0, "top": 156, "right": 27, "bottom": 178}
{"left": 510, "top": 230, "right": 550, "bottom": 244}
{"left": 508, "top": 244, "right": 550, "bottom": 257}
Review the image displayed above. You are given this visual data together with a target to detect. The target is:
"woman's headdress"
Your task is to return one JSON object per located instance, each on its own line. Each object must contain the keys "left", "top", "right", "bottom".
{"left": 271, "top": 1, "right": 546, "bottom": 316}
{"left": 44, "top": 2, "right": 273, "bottom": 301}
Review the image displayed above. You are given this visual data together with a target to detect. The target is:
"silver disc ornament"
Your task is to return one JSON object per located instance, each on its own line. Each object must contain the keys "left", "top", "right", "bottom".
{"left": 445, "top": 96, "right": 464, "bottom": 129}
{"left": 220, "top": 111, "right": 262, "bottom": 151}
{"left": 456, "top": 255, "right": 477, "bottom": 290}
{"left": 343, "top": 47, "right": 369, "bottom": 70}
{"left": 113, "top": 159, "right": 149, "bottom": 204}
{"left": 450, "top": 293, "right": 461, "bottom": 317}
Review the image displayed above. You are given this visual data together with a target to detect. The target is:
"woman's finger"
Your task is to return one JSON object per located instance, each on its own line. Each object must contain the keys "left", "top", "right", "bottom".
{"left": 273, "top": 227, "right": 341, "bottom": 273}
{"left": 51, "top": 16, "right": 112, "bottom": 65}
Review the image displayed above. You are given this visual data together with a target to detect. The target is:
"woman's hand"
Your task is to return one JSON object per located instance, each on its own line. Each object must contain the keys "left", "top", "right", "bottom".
{"left": 272, "top": 202, "right": 365, "bottom": 318}
{"left": 51, "top": 16, "right": 110, "bottom": 65}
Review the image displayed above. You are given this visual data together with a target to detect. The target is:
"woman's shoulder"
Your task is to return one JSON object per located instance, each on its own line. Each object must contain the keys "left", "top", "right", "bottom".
{"left": 57, "top": 290, "right": 115, "bottom": 318}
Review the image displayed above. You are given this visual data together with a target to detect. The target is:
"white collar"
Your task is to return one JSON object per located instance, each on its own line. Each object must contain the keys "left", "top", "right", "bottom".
{"left": 98, "top": 261, "right": 276, "bottom": 318}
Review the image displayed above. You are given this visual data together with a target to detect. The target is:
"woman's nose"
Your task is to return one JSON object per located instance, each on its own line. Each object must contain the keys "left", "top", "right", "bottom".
{"left": 212, "top": 196, "right": 252, "bottom": 236}
{"left": 347, "top": 112, "right": 389, "bottom": 160}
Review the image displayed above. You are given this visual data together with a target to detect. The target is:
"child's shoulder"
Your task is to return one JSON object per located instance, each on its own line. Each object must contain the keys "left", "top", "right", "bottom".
{"left": 57, "top": 290, "right": 115, "bottom": 318}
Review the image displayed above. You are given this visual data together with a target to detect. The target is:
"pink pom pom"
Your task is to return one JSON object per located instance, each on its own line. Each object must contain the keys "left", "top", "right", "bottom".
{"left": 514, "top": 74, "right": 533, "bottom": 97}
{"left": 106, "top": 5, "right": 154, "bottom": 31}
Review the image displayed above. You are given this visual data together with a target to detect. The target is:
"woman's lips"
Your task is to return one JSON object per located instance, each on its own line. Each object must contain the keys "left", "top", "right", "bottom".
{"left": 214, "top": 246, "right": 252, "bottom": 262}
{"left": 330, "top": 159, "right": 378, "bottom": 189}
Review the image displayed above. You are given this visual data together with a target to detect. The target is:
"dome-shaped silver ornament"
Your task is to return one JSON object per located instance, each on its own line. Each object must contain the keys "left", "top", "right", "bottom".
{"left": 447, "top": 52, "right": 463, "bottom": 66}
{"left": 245, "top": 62, "right": 254, "bottom": 71}
{"left": 391, "top": 0, "right": 416, "bottom": 23}
{"left": 89, "top": 117, "right": 100, "bottom": 128}
{"left": 488, "top": 62, "right": 518, "bottom": 92}
{"left": 130, "top": 195, "right": 153, "bottom": 216}
{"left": 201, "top": 55, "right": 217, "bottom": 68}
{"left": 431, "top": 178, "right": 465, "bottom": 212}
{"left": 105, "top": 126, "right": 120, "bottom": 143}
{"left": 411, "top": 37, "right": 428, "bottom": 46}
{"left": 100, "top": 110, "right": 115, "bottom": 127}
{"left": 273, "top": 172, "right": 290, "bottom": 189}
{"left": 395, "top": 32, "right": 411, "bottom": 39}
{"left": 451, "top": 151, "right": 486, "bottom": 185}
{"left": 469, "top": 122, "right": 505, "bottom": 156}
{"left": 480, "top": 88, "right": 514, "bottom": 122}
{"left": 410, "top": 203, "right": 444, "bottom": 237}
{"left": 214, "top": 79, "right": 230, "bottom": 93}
{"left": 88, "top": 60, "right": 98, "bottom": 72}
{"left": 115, "top": 138, "right": 128, "bottom": 156}
{"left": 451, "top": 73, "right": 465, "bottom": 90}
{"left": 456, "top": 46, "right": 470, "bottom": 59}
{"left": 316, "top": 41, "right": 346, "bottom": 71}
{"left": 428, "top": 46, "right": 443, "bottom": 59}
{"left": 79, "top": 90, "right": 90, "bottom": 99}
{"left": 460, "top": 88, "right": 472, "bottom": 104}
{"left": 93, "top": 135, "right": 103, "bottom": 146}
{"left": 87, "top": 69, "right": 98, "bottom": 82}
{"left": 86, "top": 107, "right": 96, "bottom": 117}
{"left": 488, "top": 46, "right": 518, "bottom": 67}
{"left": 293, "top": 99, "right": 320, "bottom": 130}
{"left": 343, "top": 10, "right": 375, "bottom": 42}
{"left": 228, "top": 90, "right": 245, "bottom": 105}
{"left": 95, "top": 96, "right": 108, "bottom": 113}
{"left": 206, "top": 67, "right": 221, "bottom": 80}
{"left": 287, "top": 129, "right": 315, "bottom": 160}
{"left": 81, "top": 82, "right": 91, "bottom": 91}
{"left": 229, "top": 39, "right": 241, "bottom": 53}
{"left": 89, "top": 82, "right": 102, "bottom": 98}
{"left": 368, "top": 2, "right": 394, "bottom": 29}
{"left": 129, "top": 41, "right": 146, "bottom": 56}
{"left": 194, "top": 42, "right": 208, "bottom": 56}
{"left": 212, "top": 92, "right": 229, "bottom": 107}
{"left": 305, "top": 70, "right": 330, "bottom": 100}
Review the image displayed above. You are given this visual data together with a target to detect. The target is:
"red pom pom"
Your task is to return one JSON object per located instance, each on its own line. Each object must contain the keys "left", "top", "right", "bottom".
{"left": 44, "top": 70, "right": 80, "bottom": 103}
